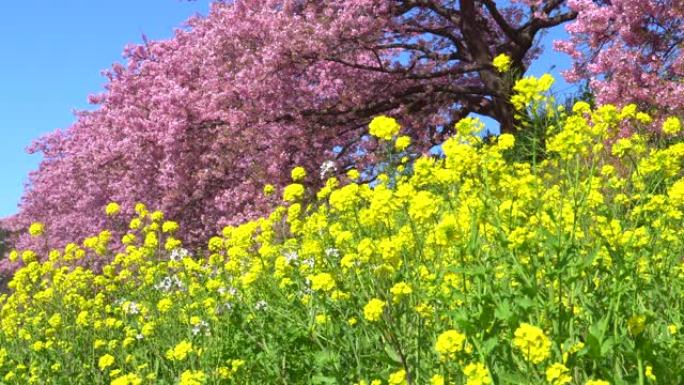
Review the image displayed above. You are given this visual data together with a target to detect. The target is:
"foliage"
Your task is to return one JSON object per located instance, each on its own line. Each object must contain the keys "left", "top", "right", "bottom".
{"left": 1, "top": 80, "right": 683, "bottom": 384}
{"left": 5, "top": 0, "right": 578, "bottom": 258}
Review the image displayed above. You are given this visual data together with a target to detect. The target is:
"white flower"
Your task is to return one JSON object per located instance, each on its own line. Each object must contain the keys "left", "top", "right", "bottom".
{"left": 154, "top": 275, "right": 185, "bottom": 292}
{"left": 191, "top": 320, "right": 210, "bottom": 336}
{"left": 320, "top": 160, "right": 337, "bottom": 178}
{"left": 302, "top": 258, "right": 314, "bottom": 267}
{"left": 255, "top": 300, "right": 268, "bottom": 311}
{"left": 169, "top": 248, "right": 189, "bottom": 261}
{"left": 123, "top": 301, "right": 140, "bottom": 315}
{"left": 284, "top": 251, "right": 299, "bottom": 263}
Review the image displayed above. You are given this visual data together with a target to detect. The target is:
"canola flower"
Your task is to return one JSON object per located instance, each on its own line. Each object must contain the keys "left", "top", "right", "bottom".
{"left": 463, "top": 362, "right": 491, "bottom": 385}
{"left": 663, "top": 116, "right": 681, "bottom": 135}
{"left": 369, "top": 115, "right": 401, "bottom": 140}
{"left": 28, "top": 222, "right": 45, "bottom": 237}
{"left": 645, "top": 365, "right": 656, "bottom": 382}
{"left": 0, "top": 74, "right": 682, "bottom": 384}
{"left": 430, "top": 374, "right": 445, "bottom": 385}
{"left": 291, "top": 166, "right": 307, "bottom": 182}
{"left": 389, "top": 282, "right": 412, "bottom": 302}
{"left": 513, "top": 323, "right": 551, "bottom": 364}
{"left": 179, "top": 370, "right": 206, "bottom": 385}
{"left": 387, "top": 369, "right": 407, "bottom": 385}
{"left": 263, "top": 184, "right": 276, "bottom": 196}
{"left": 435, "top": 329, "right": 466, "bottom": 360}
{"left": 282, "top": 183, "right": 305, "bottom": 202}
{"left": 395, "top": 136, "right": 411, "bottom": 151}
{"left": 105, "top": 202, "right": 121, "bottom": 216}
{"left": 162, "top": 220, "right": 179, "bottom": 233}
{"left": 110, "top": 373, "right": 143, "bottom": 385}
{"left": 546, "top": 363, "right": 572, "bottom": 385}
{"left": 511, "top": 74, "right": 554, "bottom": 110}
{"left": 165, "top": 340, "right": 193, "bottom": 361}
{"left": 363, "top": 298, "right": 386, "bottom": 322}
{"left": 98, "top": 354, "right": 115, "bottom": 370}
{"left": 492, "top": 53, "right": 512, "bottom": 73}
{"left": 627, "top": 315, "right": 647, "bottom": 336}
{"left": 309, "top": 272, "right": 336, "bottom": 292}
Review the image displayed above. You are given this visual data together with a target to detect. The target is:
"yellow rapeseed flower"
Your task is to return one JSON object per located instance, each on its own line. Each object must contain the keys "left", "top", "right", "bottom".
{"left": 636, "top": 112, "right": 653, "bottom": 124}
{"left": 663, "top": 116, "right": 682, "bottom": 135}
{"left": 627, "top": 315, "right": 646, "bottom": 336}
{"left": 129, "top": 217, "right": 142, "bottom": 230}
{"left": 492, "top": 53, "right": 512, "bottom": 73}
{"left": 463, "top": 362, "right": 491, "bottom": 385}
{"left": 110, "top": 373, "right": 142, "bottom": 385}
{"left": 430, "top": 374, "right": 445, "bottom": 385}
{"left": 363, "top": 298, "right": 386, "bottom": 322}
{"left": 395, "top": 135, "right": 411, "bottom": 151}
{"left": 511, "top": 74, "right": 554, "bottom": 110}
{"left": 162, "top": 221, "right": 179, "bottom": 233}
{"left": 28, "top": 222, "right": 45, "bottom": 237}
{"left": 291, "top": 166, "right": 307, "bottom": 181}
{"left": 347, "top": 169, "right": 360, "bottom": 180}
{"left": 435, "top": 329, "right": 466, "bottom": 359}
{"left": 390, "top": 282, "right": 412, "bottom": 302}
{"left": 48, "top": 314, "right": 61, "bottom": 328}
{"left": 645, "top": 365, "right": 656, "bottom": 382}
{"left": 668, "top": 179, "right": 684, "bottom": 206}
{"left": 283, "top": 183, "right": 305, "bottom": 202}
{"left": 668, "top": 324, "right": 678, "bottom": 335}
{"left": 369, "top": 116, "right": 401, "bottom": 140}
{"left": 179, "top": 370, "right": 206, "bottom": 385}
{"left": 309, "top": 273, "right": 336, "bottom": 293}
{"left": 585, "top": 381, "right": 610, "bottom": 385}
{"left": 98, "top": 354, "right": 115, "bottom": 370}
{"left": 165, "top": 340, "right": 193, "bottom": 361}
{"left": 513, "top": 323, "right": 551, "bottom": 364}
{"left": 105, "top": 202, "right": 121, "bottom": 216}
{"left": 388, "top": 369, "right": 407, "bottom": 385}
{"left": 21, "top": 250, "right": 37, "bottom": 264}
{"left": 263, "top": 184, "right": 276, "bottom": 196}
{"left": 545, "top": 363, "right": 571, "bottom": 385}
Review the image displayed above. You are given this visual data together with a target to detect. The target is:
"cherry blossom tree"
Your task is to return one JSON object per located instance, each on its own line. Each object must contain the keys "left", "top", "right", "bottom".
{"left": 2, "top": 0, "right": 577, "bottom": 259}
{"left": 557, "top": 0, "right": 684, "bottom": 117}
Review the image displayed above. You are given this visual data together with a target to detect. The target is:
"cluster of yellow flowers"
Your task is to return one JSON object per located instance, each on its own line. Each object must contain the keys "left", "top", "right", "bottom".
{"left": 368, "top": 115, "right": 402, "bottom": 140}
{"left": 1, "top": 74, "right": 683, "bottom": 384}
{"left": 513, "top": 323, "right": 551, "bottom": 364}
{"left": 492, "top": 53, "right": 512, "bottom": 73}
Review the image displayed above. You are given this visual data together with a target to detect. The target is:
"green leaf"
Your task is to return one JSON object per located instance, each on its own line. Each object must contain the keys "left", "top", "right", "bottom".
{"left": 313, "top": 350, "right": 337, "bottom": 367}
{"left": 384, "top": 345, "right": 403, "bottom": 365}
{"left": 514, "top": 296, "right": 535, "bottom": 310}
{"left": 600, "top": 336, "right": 615, "bottom": 357}
{"left": 481, "top": 337, "right": 499, "bottom": 356}
{"left": 497, "top": 371, "right": 535, "bottom": 385}
{"left": 495, "top": 301, "right": 512, "bottom": 321}
{"left": 311, "top": 375, "right": 338, "bottom": 385}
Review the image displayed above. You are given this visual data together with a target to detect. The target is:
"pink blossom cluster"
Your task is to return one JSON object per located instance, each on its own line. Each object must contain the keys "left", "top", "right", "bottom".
{"left": 2, "top": 0, "right": 575, "bottom": 270}
{"left": 557, "top": 0, "right": 684, "bottom": 115}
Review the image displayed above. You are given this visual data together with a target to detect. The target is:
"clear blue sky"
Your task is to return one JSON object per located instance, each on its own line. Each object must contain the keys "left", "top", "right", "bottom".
{"left": 0, "top": 2, "right": 573, "bottom": 218}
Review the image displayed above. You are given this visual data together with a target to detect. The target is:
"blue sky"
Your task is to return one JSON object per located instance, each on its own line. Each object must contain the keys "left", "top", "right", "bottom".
{"left": 0, "top": 2, "right": 573, "bottom": 218}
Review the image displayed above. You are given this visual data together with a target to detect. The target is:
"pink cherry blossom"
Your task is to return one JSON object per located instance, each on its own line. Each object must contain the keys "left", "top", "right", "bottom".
{"left": 557, "top": 0, "right": 684, "bottom": 115}
{"left": 2, "top": 1, "right": 576, "bottom": 267}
